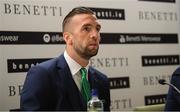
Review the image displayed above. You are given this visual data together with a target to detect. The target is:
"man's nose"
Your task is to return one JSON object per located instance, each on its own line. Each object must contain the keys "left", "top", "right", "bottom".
{"left": 90, "top": 30, "right": 100, "bottom": 40}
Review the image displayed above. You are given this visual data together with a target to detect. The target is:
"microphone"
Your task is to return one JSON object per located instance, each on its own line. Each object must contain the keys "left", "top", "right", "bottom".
{"left": 158, "top": 79, "right": 180, "bottom": 94}
{"left": 158, "top": 79, "right": 167, "bottom": 85}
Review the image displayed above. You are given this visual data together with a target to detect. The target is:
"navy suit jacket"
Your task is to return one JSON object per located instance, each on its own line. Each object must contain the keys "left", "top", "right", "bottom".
{"left": 20, "top": 54, "right": 110, "bottom": 111}
{"left": 165, "top": 67, "right": 180, "bottom": 111}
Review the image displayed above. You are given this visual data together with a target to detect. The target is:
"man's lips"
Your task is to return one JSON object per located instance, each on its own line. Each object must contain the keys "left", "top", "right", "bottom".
{"left": 90, "top": 43, "right": 97, "bottom": 45}
{"left": 89, "top": 43, "right": 98, "bottom": 47}
{"left": 88, "top": 43, "right": 98, "bottom": 50}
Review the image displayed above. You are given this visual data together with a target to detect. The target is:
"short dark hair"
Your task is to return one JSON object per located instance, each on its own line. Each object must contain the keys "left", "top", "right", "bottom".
{"left": 62, "top": 7, "right": 94, "bottom": 32}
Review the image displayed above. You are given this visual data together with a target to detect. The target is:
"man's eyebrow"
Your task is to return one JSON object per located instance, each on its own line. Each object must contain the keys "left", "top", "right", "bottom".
{"left": 82, "top": 23, "right": 101, "bottom": 28}
{"left": 82, "top": 23, "right": 92, "bottom": 27}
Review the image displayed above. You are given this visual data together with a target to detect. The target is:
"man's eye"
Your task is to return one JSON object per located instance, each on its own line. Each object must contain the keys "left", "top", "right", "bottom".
{"left": 96, "top": 27, "right": 101, "bottom": 32}
{"left": 84, "top": 27, "right": 91, "bottom": 32}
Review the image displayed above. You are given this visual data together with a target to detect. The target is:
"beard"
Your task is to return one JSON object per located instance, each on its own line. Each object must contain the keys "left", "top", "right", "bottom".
{"left": 74, "top": 44, "right": 99, "bottom": 60}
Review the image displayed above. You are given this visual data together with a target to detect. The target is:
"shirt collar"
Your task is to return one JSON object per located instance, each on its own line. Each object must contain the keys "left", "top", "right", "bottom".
{"left": 64, "top": 50, "right": 89, "bottom": 76}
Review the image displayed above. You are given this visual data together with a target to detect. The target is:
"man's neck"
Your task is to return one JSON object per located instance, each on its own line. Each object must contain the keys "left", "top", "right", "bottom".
{"left": 65, "top": 49, "right": 89, "bottom": 67}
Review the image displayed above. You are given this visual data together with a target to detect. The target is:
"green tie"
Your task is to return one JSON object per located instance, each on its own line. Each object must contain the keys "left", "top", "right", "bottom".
{"left": 80, "top": 68, "right": 91, "bottom": 103}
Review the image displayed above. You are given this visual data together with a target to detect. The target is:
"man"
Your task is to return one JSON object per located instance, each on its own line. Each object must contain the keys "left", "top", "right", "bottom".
{"left": 165, "top": 67, "right": 180, "bottom": 111}
{"left": 20, "top": 7, "right": 110, "bottom": 111}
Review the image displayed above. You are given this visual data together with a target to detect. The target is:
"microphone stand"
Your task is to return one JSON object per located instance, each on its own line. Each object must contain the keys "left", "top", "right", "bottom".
{"left": 159, "top": 79, "right": 180, "bottom": 94}
{"left": 164, "top": 82, "right": 180, "bottom": 94}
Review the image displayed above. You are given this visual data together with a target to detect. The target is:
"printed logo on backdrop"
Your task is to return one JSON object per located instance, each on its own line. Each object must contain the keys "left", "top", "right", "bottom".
{"left": 142, "top": 55, "right": 180, "bottom": 66}
{"left": 9, "top": 84, "right": 23, "bottom": 96}
{"left": 7, "top": 58, "right": 51, "bottom": 73}
{"left": 3, "top": 3, "right": 62, "bottom": 16}
{"left": 0, "top": 31, "right": 64, "bottom": 44}
{"left": 100, "top": 33, "right": 178, "bottom": 44}
{"left": 0, "top": 31, "right": 178, "bottom": 44}
{"left": 145, "top": 94, "right": 167, "bottom": 105}
{"left": 143, "top": 74, "right": 171, "bottom": 86}
{"left": 89, "top": 7, "right": 125, "bottom": 20}
{"left": 139, "top": 11, "right": 177, "bottom": 21}
{"left": 109, "top": 77, "right": 130, "bottom": 89}
{"left": 139, "top": 0, "right": 175, "bottom": 3}
{"left": 111, "top": 98, "right": 132, "bottom": 110}
{"left": 90, "top": 57, "right": 129, "bottom": 68}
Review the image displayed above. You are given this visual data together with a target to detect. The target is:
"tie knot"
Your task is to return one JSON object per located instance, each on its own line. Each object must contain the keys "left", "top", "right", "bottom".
{"left": 80, "top": 68, "right": 87, "bottom": 77}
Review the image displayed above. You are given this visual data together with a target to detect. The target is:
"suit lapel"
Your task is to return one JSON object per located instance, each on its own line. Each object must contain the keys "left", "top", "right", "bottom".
{"left": 56, "top": 55, "right": 87, "bottom": 110}
{"left": 88, "top": 67, "right": 98, "bottom": 90}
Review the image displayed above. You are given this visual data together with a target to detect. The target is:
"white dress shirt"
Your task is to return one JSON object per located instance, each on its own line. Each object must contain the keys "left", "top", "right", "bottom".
{"left": 64, "top": 50, "right": 89, "bottom": 90}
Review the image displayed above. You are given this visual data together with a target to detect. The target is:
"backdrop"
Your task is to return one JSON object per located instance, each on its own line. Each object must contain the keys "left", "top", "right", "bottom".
{"left": 0, "top": 0, "right": 179, "bottom": 111}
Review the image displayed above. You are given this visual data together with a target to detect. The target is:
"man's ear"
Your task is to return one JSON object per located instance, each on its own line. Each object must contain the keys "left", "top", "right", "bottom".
{"left": 63, "top": 32, "right": 73, "bottom": 45}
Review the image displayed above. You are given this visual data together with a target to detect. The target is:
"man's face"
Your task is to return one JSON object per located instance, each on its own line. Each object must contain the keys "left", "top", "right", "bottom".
{"left": 69, "top": 14, "right": 101, "bottom": 59}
